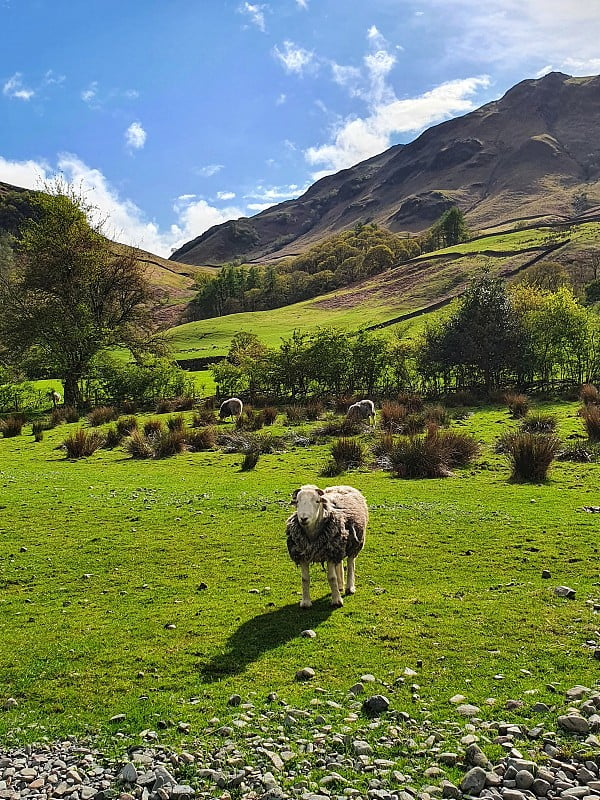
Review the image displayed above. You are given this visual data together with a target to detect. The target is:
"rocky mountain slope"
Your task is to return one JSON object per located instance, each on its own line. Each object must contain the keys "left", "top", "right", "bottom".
{"left": 171, "top": 72, "right": 600, "bottom": 266}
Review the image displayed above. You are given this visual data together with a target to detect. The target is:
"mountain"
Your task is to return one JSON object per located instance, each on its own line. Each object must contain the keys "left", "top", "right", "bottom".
{"left": 170, "top": 72, "right": 600, "bottom": 267}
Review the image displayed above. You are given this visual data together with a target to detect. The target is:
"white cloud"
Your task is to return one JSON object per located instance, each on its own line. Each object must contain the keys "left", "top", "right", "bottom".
{"left": 125, "top": 121, "right": 147, "bottom": 151}
{"left": 81, "top": 82, "right": 98, "bottom": 104}
{"left": 306, "top": 76, "right": 490, "bottom": 174}
{"left": 217, "top": 190, "right": 236, "bottom": 200}
{"left": 245, "top": 182, "right": 306, "bottom": 202}
{"left": 196, "top": 163, "right": 224, "bottom": 177}
{"left": 295, "top": 0, "right": 308, "bottom": 8}
{"left": 3, "top": 73, "right": 34, "bottom": 101}
{"left": 0, "top": 153, "right": 244, "bottom": 257}
{"left": 247, "top": 202, "right": 274, "bottom": 212}
{"left": 273, "top": 40, "right": 315, "bottom": 75}
{"left": 276, "top": 92, "right": 287, "bottom": 105}
{"left": 80, "top": 82, "right": 139, "bottom": 109}
{"left": 424, "top": 0, "right": 600, "bottom": 69}
{"left": 239, "top": 2, "right": 266, "bottom": 32}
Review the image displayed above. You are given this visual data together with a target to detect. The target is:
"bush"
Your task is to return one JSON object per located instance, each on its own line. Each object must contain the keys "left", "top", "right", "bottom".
{"left": 120, "top": 399, "right": 139, "bottom": 415}
{"left": 403, "top": 413, "right": 426, "bottom": 435}
{"left": 49, "top": 405, "right": 80, "bottom": 426}
{"left": 388, "top": 432, "right": 452, "bottom": 478}
{"left": 173, "top": 395, "right": 195, "bottom": 411}
{"left": 334, "top": 395, "right": 354, "bottom": 413}
{"left": 236, "top": 408, "right": 265, "bottom": 431}
{"left": 124, "top": 429, "right": 155, "bottom": 459}
{"left": 186, "top": 426, "right": 217, "bottom": 451}
{"left": 580, "top": 383, "right": 600, "bottom": 405}
{"left": 521, "top": 413, "right": 558, "bottom": 433}
{"left": 443, "top": 390, "right": 477, "bottom": 407}
{"left": 505, "top": 392, "right": 529, "bottom": 419}
{"left": 285, "top": 405, "right": 306, "bottom": 424}
{"left": 556, "top": 442, "right": 599, "bottom": 462}
{"left": 241, "top": 449, "right": 260, "bottom": 471}
{"left": 305, "top": 400, "right": 324, "bottom": 420}
{"left": 502, "top": 432, "right": 561, "bottom": 481}
{"left": 116, "top": 415, "right": 139, "bottom": 437}
{"left": 321, "top": 458, "right": 344, "bottom": 477}
{"left": 143, "top": 418, "right": 165, "bottom": 437}
{"left": 0, "top": 413, "right": 25, "bottom": 437}
{"left": 316, "top": 418, "right": 363, "bottom": 437}
{"left": 192, "top": 408, "right": 217, "bottom": 426}
{"left": 581, "top": 404, "right": 600, "bottom": 441}
{"left": 87, "top": 406, "right": 118, "bottom": 427}
{"left": 330, "top": 437, "right": 364, "bottom": 470}
{"left": 252, "top": 432, "right": 286, "bottom": 453}
{"left": 103, "top": 425, "right": 122, "bottom": 449}
{"left": 166, "top": 415, "right": 186, "bottom": 433}
{"left": 262, "top": 406, "right": 278, "bottom": 425}
{"left": 63, "top": 428, "right": 105, "bottom": 458}
{"left": 424, "top": 404, "right": 449, "bottom": 427}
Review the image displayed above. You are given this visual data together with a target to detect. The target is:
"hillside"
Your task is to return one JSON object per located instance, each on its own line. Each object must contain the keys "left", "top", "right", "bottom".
{"left": 171, "top": 72, "right": 600, "bottom": 266}
{"left": 0, "top": 181, "right": 216, "bottom": 326}
{"left": 166, "top": 218, "right": 600, "bottom": 364}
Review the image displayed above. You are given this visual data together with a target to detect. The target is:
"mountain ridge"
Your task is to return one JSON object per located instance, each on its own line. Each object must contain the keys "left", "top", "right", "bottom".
{"left": 170, "top": 72, "right": 600, "bottom": 266}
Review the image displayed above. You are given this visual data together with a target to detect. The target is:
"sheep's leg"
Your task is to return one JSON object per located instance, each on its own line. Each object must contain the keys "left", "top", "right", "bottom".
{"left": 336, "top": 561, "right": 344, "bottom": 590}
{"left": 327, "top": 561, "right": 344, "bottom": 607}
{"left": 299, "top": 562, "right": 312, "bottom": 608}
{"left": 345, "top": 556, "right": 356, "bottom": 595}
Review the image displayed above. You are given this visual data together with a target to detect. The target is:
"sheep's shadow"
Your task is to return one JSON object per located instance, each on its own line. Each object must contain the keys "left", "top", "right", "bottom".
{"left": 198, "top": 597, "right": 335, "bottom": 682}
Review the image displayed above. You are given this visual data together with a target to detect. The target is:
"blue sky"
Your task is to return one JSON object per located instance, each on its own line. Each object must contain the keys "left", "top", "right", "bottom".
{"left": 1, "top": 1, "right": 599, "bottom": 257}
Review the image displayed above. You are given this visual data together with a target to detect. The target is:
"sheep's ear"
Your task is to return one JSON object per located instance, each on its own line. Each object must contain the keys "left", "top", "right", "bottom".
{"left": 291, "top": 488, "right": 300, "bottom": 504}
{"left": 316, "top": 488, "right": 325, "bottom": 497}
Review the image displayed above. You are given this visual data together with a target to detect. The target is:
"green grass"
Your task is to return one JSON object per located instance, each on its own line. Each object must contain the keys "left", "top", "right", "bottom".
{"left": 0, "top": 400, "right": 599, "bottom": 747}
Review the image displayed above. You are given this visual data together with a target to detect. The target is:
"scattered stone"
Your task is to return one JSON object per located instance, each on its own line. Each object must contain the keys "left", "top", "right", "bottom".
{"left": 227, "top": 694, "right": 242, "bottom": 706}
{"left": 449, "top": 694, "right": 466, "bottom": 704}
{"left": 566, "top": 685, "right": 590, "bottom": 700}
{"left": 554, "top": 585, "right": 576, "bottom": 599}
{"left": 456, "top": 703, "right": 481, "bottom": 717}
{"left": 362, "top": 695, "right": 390, "bottom": 716}
{"left": 542, "top": 570, "right": 551, "bottom": 579}
{"left": 300, "top": 629, "right": 316, "bottom": 638}
{"left": 558, "top": 714, "right": 590, "bottom": 734}
{"left": 109, "top": 713, "right": 126, "bottom": 724}
{"left": 116, "top": 763, "right": 138, "bottom": 784}
{"left": 460, "top": 767, "right": 487, "bottom": 795}
{"left": 2, "top": 698, "right": 17, "bottom": 711}
{"left": 295, "top": 667, "right": 315, "bottom": 681}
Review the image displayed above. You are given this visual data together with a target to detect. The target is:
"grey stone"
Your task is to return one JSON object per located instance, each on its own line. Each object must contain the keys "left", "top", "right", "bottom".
{"left": 554, "top": 585, "right": 576, "bottom": 598}
{"left": 460, "top": 767, "right": 486, "bottom": 795}
{"left": 515, "top": 771, "right": 534, "bottom": 790}
{"left": 456, "top": 703, "right": 481, "bottom": 717}
{"left": 566, "top": 685, "right": 590, "bottom": 700}
{"left": 441, "top": 782, "right": 460, "bottom": 799}
{"left": 300, "top": 629, "right": 316, "bottom": 638}
{"left": 226, "top": 694, "right": 242, "bottom": 706}
{"left": 295, "top": 667, "right": 315, "bottom": 681}
{"left": 558, "top": 714, "right": 590, "bottom": 734}
{"left": 362, "top": 695, "right": 390, "bottom": 716}
{"left": 116, "top": 764, "right": 138, "bottom": 784}
{"left": 531, "top": 779, "right": 551, "bottom": 796}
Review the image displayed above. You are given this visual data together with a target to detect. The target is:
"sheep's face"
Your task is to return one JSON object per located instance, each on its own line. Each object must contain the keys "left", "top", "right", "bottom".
{"left": 292, "top": 486, "right": 326, "bottom": 533}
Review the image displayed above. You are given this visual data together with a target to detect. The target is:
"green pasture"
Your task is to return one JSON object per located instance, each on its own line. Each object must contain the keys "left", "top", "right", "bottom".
{"left": 0, "top": 400, "right": 599, "bottom": 747}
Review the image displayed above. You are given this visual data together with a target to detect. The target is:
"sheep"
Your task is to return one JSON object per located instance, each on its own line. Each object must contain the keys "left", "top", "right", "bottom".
{"left": 47, "top": 389, "right": 62, "bottom": 409}
{"left": 286, "top": 484, "right": 368, "bottom": 608}
{"left": 219, "top": 397, "right": 243, "bottom": 420}
{"left": 345, "top": 399, "right": 376, "bottom": 426}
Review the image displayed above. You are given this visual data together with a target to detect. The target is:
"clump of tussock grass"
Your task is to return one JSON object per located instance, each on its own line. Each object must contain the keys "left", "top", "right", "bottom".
{"left": 173, "top": 395, "right": 195, "bottom": 411}
{"left": 153, "top": 429, "right": 187, "bottom": 458}
{"left": 500, "top": 431, "right": 561, "bottom": 481}
{"left": 315, "top": 417, "right": 363, "bottom": 437}
{"left": 329, "top": 437, "right": 365, "bottom": 471}
{"left": 397, "top": 391, "right": 424, "bottom": 412}
{"left": 192, "top": 408, "right": 217, "bottom": 426}
{"left": 285, "top": 405, "right": 307, "bottom": 424}
{"left": 32, "top": 419, "right": 49, "bottom": 442}
{"left": 0, "top": 413, "right": 25, "bottom": 438}
{"left": 120, "top": 399, "right": 139, "bottom": 414}
{"left": 116, "top": 415, "right": 139, "bottom": 437}
{"left": 155, "top": 397, "right": 174, "bottom": 414}
{"left": 556, "top": 442, "right": 599, "bottom": 463}
{"left": 103, "top": 425, "right": 123, "bottom": 449}
{"left": 236, "top": 407, "right": 265, "bottom": 431}
{"left": 63, "top": 428, "right": 105, "bottom": 458}
{"left": 435, "top": 429, "right": 480, "bottom": 467}
{"left": 424, "top": 404, "right": 449, "bottom": 427}
{"left": 123, "top": 429, "right": 155, "bottom": 459}
{"left": 262, "top": 406, "right": 278, "bottom": 426}
{"left": 240, "top": 449, "right": 260, "bottom": 471}
{"left": 185, "top": 426, "right": 217, "bottom": 451}
{"left": 443, "top": 389, "right": 478, "bottom": 407}
{"left": 87, "top": 406, "right": 118, "bottom": 427}
{"left": 50, "top": 406, "right": 79, "bottom": 426}
{"left": 581, "top": 404, "right": 600, "bottom": 442}
{"left": 143, "top": 418, "right": 165, "bottom": 437}
{"left": 520, "top": 412, "right": 558, "bottom": 433}
{"left": 580, "top": 383, "right": 600, "bottom": 406}
{"left": 388, "top": 432, "right": 453, "bottom": 479}
{"left": 166, "top": 415, "right": 186, "bottom": 433}
{"left": 505, "top": 392, "right": 529, "bottom": 419}
{"left": 380, "top": 401, "right": 407, "bottom": 433}
{"left": 321, "top": 458, "right": 344, "bottom": 477}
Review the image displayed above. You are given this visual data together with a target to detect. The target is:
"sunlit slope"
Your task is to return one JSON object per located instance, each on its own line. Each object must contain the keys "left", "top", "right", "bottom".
{"left": 166, "top": 221, "right": 600, "bottom": 361}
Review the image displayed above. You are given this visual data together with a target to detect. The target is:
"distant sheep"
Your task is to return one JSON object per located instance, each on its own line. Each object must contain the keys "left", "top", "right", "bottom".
{"left": 286, "top": 484, "right": 368, "bottom": 608}
{"left": 47, "top": 389, "right": 62, "bottom": 409}
{"left": 219, "top": 397, "right": 243, "bottom": 420}
{"left": 345, "top": 399, "right": 376, "bottom": 426}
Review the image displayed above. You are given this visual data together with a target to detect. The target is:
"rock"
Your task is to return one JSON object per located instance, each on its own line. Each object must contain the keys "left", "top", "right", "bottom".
{"left": 554, "top": 585, "right": 576, "bottom": 598}
{"left": 349, "top": 682, "right": 365, "bottom": 695}
{"left": 558, "top": 714, "right": 590, "bottom": 734}
{"left": 465, "top": 744, "right": 491, "bottom": 769}
{"left": 2, "top": 698, "right": 17, "bottom": 711}
{"left": 515, "top": 770, "right": 534, "bottom": 789}
{"left": 460, "top": 767, "right": 486, "bottom": 795}
{"left": 532, "top": 702, "right": 550, "bottom": 712}
{"left": 227, "top": 694, "right": 242, "bottom": 706}
{"left": 566, "top": 685, "right": 591, "bottom": 700}
{"left": 362, "top": 695, "right": 390, "bottom": 716}
{"left": 117, "top": 763, "right": 138, "bottom": 784}
{"left": 295, "top": 667, "right": 315, "bottom": 681}
{"left": 441, "top": 781, "right": 460, "bottom": 799}
{"left": 456, "top": 703, "right": 481, "bottom": 717}
{"left": 300, "top": 629, "right": 316, "bottom": 638}
{"left": 541, "top": 570, "right": 551, "bottom": 579}
{"left": 439, "top": 753, "right": 458, "bottom": 766}
{"left": 353, "top": 740, "right": 373, "bottom": 756}
{"left": 449, "top": 694, "right": 466, "bottom": 704}
{"left": 531, "top": 778, "right": 551, "bottom": 796}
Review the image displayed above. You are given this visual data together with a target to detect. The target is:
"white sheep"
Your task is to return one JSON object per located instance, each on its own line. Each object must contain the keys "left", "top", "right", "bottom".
{"left": 345, "top": 399, "right": 376, "bottom": 426}
{"left": 219, "top": 397, "right": 243, "bottom": 420}
{"left": 47, "top": 389, "right": 62, "bottom": 409}
{"left": 286, "top": 484, "right": 368, "bottom": 608}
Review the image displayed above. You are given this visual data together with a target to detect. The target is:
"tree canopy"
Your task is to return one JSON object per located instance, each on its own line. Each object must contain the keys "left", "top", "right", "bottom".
{"left": 0, "top": 185, "right": 161, "bottom": 406}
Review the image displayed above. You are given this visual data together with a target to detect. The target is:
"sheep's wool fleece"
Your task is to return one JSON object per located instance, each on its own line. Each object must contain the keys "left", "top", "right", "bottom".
{"left": 286, "top": 510, "right": 365, "bottom": 565}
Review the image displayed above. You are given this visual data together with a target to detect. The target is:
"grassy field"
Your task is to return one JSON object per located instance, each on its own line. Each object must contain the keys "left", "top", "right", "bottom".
{"left": 0, "top": 400, "right": 599, "bottom": 748}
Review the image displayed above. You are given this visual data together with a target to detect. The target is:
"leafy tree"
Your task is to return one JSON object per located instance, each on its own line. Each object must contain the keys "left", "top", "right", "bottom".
{"left": 585, "top": 279, "right": 600, "bottom": 304}
{"left": 0, "top": 184, "right": 160, "bottom": 406}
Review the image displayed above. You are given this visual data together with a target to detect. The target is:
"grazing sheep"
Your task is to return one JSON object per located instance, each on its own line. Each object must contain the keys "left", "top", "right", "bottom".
{"left": 47, "top": 389, "right": 62, "bottom": 409}
{"left": 345, "top": 399, "right": 376, "bottom": 426}
{"left": 286, "top": 484, "right": 368, "bottom": 608}
{"left": 219, "top": 397, "right": 243, "bottom": 420}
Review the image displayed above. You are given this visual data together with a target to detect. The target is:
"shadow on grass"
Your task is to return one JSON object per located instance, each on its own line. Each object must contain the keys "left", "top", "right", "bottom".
{"left": 199, "top": 597, "right": 335, "bottom": 682}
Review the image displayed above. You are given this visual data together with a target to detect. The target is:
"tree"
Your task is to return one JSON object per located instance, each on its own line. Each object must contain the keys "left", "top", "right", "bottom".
{"left": 0, "top": 184, "right": 160, "bottom": 406}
